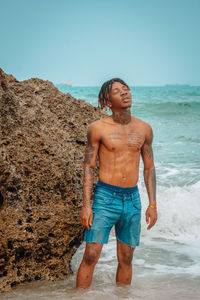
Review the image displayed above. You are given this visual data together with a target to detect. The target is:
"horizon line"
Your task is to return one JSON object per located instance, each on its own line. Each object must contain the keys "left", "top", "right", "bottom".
{"left": 54, "top": 83, "right": 200, "bottom": 87}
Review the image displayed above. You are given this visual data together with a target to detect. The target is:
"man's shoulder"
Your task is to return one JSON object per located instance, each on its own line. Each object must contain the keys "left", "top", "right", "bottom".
{"left": 132, "top": 116, "right": 151, "bottom": 129}
{"left": 133, "top": 117, "right": 153, "bottom": 142}
{"left": 87, "top": 117, "right": 109, "bottom": 138}
{"left": 88, "top": 116, "right": 110, "bottom": 129}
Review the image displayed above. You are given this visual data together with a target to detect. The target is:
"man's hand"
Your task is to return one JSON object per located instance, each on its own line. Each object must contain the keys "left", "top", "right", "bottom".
{"left": 145, "top": 207, "right": 157, "bottom": 230}
{"left": 80, "top": 206, "right": 93, "bottom": 230}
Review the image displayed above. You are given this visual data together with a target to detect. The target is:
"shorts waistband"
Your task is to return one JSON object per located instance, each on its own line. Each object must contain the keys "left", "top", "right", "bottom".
{"left": 95, "top": 180, "right": 138, "bottom": 194}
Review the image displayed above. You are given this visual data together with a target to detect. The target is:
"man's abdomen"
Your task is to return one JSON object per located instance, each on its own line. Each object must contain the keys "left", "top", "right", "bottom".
{"left": 98, "top": 150, "right": 140, "bottom": 188}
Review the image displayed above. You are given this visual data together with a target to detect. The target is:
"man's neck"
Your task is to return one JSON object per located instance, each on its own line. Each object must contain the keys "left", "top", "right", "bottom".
{"left": 112, "top": 109, "right": 131, "bottom": 125}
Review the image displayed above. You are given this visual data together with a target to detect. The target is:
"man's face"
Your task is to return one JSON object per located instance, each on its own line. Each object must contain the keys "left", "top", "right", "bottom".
{"left": 108, "top": 82, "right": 132, "bottom": 110}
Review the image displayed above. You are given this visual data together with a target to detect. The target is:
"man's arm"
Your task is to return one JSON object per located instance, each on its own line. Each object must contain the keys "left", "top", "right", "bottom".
{"left": 80, "top": 123, "right": 100, "bottom": 230}
{"left": 141, "top": 124, "right": 157, "bottom": 230}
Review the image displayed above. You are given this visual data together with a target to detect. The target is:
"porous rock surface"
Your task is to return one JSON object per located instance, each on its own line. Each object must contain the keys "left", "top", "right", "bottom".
{"left": 0, "top": 68, "right": 106, "bottom": 292}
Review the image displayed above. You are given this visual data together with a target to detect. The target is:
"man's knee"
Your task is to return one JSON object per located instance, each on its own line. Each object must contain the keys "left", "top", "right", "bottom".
{"left": 120, "top": 252, "right": 133, "bottom": 266}
{"left": 84, "top": 248, "right": 100, "bottom": 266}
{"left": 118, "top": 246, "right": 134, "bottom": 266}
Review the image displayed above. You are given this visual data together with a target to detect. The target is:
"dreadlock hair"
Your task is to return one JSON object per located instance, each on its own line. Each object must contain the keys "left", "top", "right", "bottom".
{"left": 98, "top": 78, "right": 130, "bottom": 110}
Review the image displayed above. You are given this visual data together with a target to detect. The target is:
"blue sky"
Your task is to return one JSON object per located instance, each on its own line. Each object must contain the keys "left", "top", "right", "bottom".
{"left": 0, "top": 0, "right": 200, "bottom": 86}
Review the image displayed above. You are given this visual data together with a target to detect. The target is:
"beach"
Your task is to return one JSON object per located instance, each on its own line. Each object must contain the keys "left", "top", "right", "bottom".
{"left": 2, "top": 85, "right": 200, "bottom": 299}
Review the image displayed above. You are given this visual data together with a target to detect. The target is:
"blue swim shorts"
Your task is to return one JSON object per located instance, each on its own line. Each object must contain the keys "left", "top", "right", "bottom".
{"left": 84, "top": 180, "right": 142, "bottom": 248}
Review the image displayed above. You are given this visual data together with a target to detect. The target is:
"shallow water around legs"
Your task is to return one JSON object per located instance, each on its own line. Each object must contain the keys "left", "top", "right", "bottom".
{"left": 3, "top": 226, "right": 200, "bottom": 300}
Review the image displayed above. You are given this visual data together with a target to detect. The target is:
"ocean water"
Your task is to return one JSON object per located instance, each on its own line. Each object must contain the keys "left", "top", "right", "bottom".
{"left": 3, "top": 85, "right": 200, "bottom": 299}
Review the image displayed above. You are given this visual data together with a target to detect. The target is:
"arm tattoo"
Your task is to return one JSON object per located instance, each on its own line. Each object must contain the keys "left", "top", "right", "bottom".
{"left": 144, "top": 167, "right": 156, "bottom": 203}
{"left": 144, "top": 126, "right": 153, "bottom": 159}
{"left": 145, "top": 144, "right": 153, "bottom": 160}
{"left": 83, "top": 130, "right": 96, "bottom": 207}
{"left": 143, "top": 126, "right": 156, "bottom": 202}
{"left": 144, "top": 169, "right": 150, "bottom": 194}
{"left": 83, "top": 166, "right": 95, "bottom": 208}
{"left": 151, "top": 168, "right": 156, "bottom": 202}
{"left": 84, "top": 130, "right": 95, "bottom": 164}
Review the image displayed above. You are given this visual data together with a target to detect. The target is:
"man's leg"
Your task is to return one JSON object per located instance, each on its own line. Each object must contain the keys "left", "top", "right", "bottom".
{"left": 76, "top": 242, "right": 103, "bottom": 288}
{"left": 116, "top": 239, "right": 135, "bottom": 286}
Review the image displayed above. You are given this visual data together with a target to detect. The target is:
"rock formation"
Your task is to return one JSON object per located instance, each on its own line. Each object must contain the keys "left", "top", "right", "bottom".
{"left": 0, "top": 68, "right": 107, "bottom": 292}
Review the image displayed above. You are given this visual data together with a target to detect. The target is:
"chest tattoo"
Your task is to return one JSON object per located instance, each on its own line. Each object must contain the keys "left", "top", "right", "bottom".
{"left": 127, "top": 133, "right": 144, "bottom": 149}
{"left": 108, "top": 131, "right": 122, "bottom": 140}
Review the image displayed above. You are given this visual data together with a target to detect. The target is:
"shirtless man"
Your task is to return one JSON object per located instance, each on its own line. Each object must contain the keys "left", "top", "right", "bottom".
{"left": 76, "top": 78, "right": 157, "bottom": 288}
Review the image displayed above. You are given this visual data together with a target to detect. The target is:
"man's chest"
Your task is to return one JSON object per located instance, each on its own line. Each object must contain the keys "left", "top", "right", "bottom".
{"left": 100, "top": 129, "right": 145, "bottom": 152}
